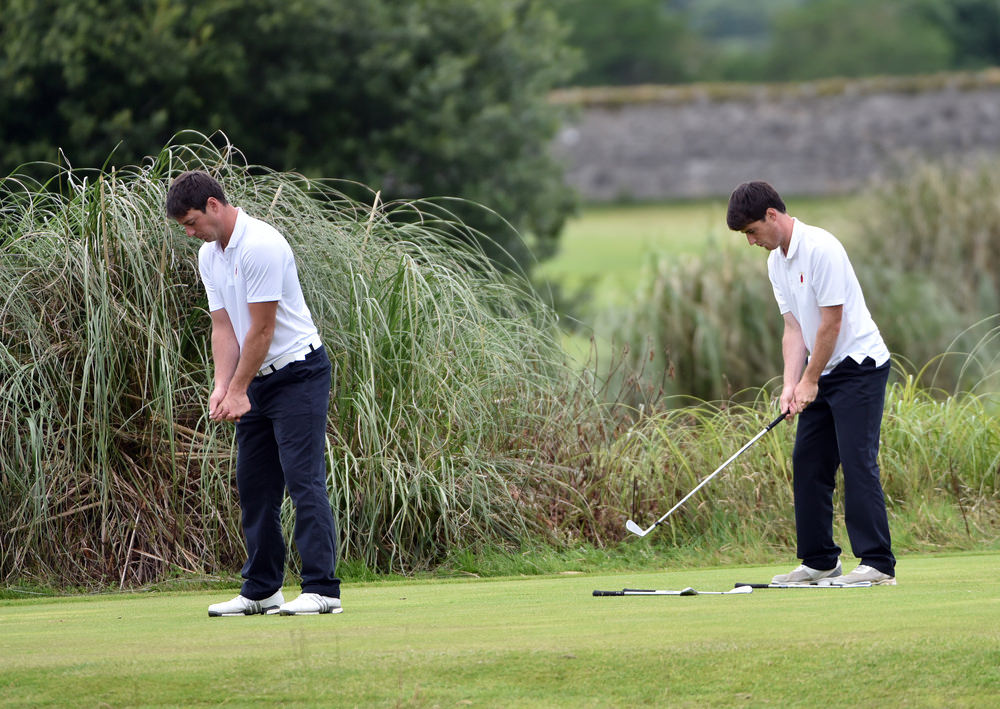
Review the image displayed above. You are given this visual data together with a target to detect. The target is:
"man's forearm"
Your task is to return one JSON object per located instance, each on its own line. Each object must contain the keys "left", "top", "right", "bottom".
{"left": 212, "top": 329, "right": 241, "bottom": 391}
{"left": 782, "top": 330, "right": 807, "bottom": 389}
{"left": 227, "top": 327, "right": 272, "bottom": 396}
{"left": 801, "top": 306, "right": 843, "bottom": 384}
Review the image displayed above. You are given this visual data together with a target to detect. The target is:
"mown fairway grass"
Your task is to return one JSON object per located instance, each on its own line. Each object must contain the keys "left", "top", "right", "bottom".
{"left": 2, "top": 552, "right": 997, "bottom": 707}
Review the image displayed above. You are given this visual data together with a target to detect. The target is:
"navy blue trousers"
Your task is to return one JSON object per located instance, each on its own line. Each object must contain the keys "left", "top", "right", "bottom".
{"left": 235, "top": 346, "right": 341, "bottom": 599}
{"left": 792, "top": 356, "right": 895, "bottom": 576}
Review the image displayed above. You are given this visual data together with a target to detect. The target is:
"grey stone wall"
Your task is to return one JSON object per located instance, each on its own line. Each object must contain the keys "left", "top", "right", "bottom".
{"left": 552, "top": 78, "right": 1000, "bottom": 201}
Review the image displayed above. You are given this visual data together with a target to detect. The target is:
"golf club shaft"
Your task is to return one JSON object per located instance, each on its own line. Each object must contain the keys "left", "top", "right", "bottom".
{"left": 645, "top": 411, "right": 787, "bottom": 532}
{"left": 593, "top": 587, "right": 752, "bottom": 596}
{"left": 734, "top": 582, "right": 872, "bottom": 589}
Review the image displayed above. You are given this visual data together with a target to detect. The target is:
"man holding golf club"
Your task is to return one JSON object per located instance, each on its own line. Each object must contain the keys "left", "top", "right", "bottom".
{"left": 167, "top": 170, "right": 343, "bottom": 615}
{"left": 727, "top": 181, "right": 896, "bottom": 586}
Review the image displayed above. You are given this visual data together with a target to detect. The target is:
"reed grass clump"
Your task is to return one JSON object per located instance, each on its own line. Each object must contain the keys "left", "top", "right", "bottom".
{"left": 595, "top": 246, "right": 782, "bottom": 403}
{"left": 0, "top": 135, "right": 582, "bottom": 587}
{"left": 854, "top": 159, "right": 1000, "bottom": 388}
{"left": 3, "top": 136, "right": 997, "bottom": 591}
{"left": 569, "top": 371, "right": 1000, "bottom": 559}
{"left": 599, "top": 159, "right": 1000, "bottom": 402}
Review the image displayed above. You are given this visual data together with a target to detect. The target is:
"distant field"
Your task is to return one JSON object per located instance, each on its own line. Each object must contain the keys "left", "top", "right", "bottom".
{"left": 536, "top": 195, "right": 859, "bottom": 308}
{"left": 2, "top": 552, "right": 997, "bottom": 707}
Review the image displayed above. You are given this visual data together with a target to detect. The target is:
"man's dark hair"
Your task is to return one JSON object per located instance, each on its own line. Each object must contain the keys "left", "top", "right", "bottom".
{"left": 166, "top": 170, "right": 229, "bottom": 219}
{"left": 726, "top": 181, "right": 786, "bottom": 231}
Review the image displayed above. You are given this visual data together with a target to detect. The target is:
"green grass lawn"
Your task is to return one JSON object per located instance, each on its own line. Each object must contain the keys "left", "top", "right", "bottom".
{"left": 2, "top": 552, "right": 997, "bottom": 707}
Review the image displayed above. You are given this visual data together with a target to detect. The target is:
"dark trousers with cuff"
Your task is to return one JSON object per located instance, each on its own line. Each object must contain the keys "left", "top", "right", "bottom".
{"left": 792, "top": 356, "right": 895, "bottom": 576}
{"left": 235, "top": 346, "right": 341, "bottom": 600}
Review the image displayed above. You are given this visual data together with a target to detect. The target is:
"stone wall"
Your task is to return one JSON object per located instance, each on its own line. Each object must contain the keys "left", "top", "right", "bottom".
{"left": 551, "top": 73, "right": 1000, "bottom": 201}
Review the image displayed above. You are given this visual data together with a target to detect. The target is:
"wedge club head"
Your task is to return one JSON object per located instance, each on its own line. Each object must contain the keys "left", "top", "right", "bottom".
{"left": 625, "top": 519, "right": 651, "bottom": 537}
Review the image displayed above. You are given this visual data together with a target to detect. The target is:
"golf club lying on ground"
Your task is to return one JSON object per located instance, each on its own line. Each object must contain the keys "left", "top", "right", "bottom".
{"left": 626, "top": 410, "right": 788, "bottom": 538}
{"left": 734, "top": 581, "right": 872, "bottom": 589}
{"left": 593, "top": 586, "right": 753, "bottom": 596}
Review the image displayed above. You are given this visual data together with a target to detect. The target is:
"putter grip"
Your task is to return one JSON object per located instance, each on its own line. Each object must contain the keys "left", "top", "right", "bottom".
{"left": 592, "top": 590, "right": 624, "bottom": 596}
{"left": 766, "top": 411, "right": 789, "bottom": 431}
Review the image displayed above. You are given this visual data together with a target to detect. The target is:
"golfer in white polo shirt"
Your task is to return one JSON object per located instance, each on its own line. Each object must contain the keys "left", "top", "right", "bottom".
{"left": 727, "top": 181, "right": 896, "bottom": 586}
{"left": 167, "top": 170, "right": 343, "bottom": 615}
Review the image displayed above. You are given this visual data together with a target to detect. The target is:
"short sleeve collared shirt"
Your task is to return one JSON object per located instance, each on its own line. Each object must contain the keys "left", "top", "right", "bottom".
{"left": 198, "top": 209, "right": 319, "bottom": 367}
{"left": 767, "top": 219, "right": 889, "bottom": 374}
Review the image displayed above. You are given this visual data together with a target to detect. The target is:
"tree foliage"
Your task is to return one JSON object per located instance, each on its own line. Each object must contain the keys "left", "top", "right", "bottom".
{"left": 555, "top": 0, "right": 702, "bottom": 86}
{"left": 556, "top": 0, "right": 1000, "bottom": 85}
{"left": 0, "top": 0, "right": 578, "bottom": 268}
{"left": 762, "top": 0, "right": 953, "bottom": 80}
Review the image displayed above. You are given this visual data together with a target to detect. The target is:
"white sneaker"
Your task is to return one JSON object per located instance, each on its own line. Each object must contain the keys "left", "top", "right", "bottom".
{"left": 823, "top": 564, "right": 896, "bottom": 586}
{"left": 771, "top": 560, "right": 842, "bottom": 584}
{"left": 208, "top": 590, "right": 284, "bottom": 617}
{"left": 278, "top": 592, "right": 343, "bottom": 616}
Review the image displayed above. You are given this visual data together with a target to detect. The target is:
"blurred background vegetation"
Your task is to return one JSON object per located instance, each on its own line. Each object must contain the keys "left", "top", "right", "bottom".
{"left": 3, "top": 0, "right": 1000, "bottom": 272}
{"left": 558, "top": 0, "right": 1000, "bottom": 85}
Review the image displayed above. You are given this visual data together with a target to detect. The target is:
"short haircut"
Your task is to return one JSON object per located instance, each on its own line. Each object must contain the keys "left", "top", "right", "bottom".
{"left": 726, "top": 181, "right": 786, "bottom": 231}
{"left": 166, "top": 170, "right": 229, "bottom": 219}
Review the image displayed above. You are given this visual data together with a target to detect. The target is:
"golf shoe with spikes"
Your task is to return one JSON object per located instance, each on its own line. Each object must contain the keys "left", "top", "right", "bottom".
{"left": 278, "top": 592, "right": 343, "bottom": 615}
{"left": 771, "top": 560, "right": 842, "bottom": 585}
{"left": 208, "top": 590, "right": 284, "bottom": 617}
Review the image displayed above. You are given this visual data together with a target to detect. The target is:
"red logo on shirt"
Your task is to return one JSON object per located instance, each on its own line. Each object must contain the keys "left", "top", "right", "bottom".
{"left": 799, "top": 272, "right": 804, "bottom": 283}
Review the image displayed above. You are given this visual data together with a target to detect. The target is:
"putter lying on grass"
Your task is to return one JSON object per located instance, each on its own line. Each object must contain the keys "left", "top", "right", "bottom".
{"left": 626, "top": 411, "right": 788, "bottom": 537}
{"left": 593, "top": 586, "right": 753, "bottom": 596}
{"left": 734, "top": 581, "right": 872, "bottom": 589}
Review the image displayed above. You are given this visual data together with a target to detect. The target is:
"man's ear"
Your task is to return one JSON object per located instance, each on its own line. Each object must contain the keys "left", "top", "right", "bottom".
{"left": 204, "top": 196, "right": 221, "bottom": 214}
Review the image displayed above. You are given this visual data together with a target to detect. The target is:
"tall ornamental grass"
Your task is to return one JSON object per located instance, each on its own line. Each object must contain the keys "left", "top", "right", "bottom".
{"left": 594, "top": 246, "right": 783, "bottom": 403}
{"left": 599, "top": 159, "right": 1000, "bottom": 402}
{"left": 570, "top": 368, "right": 1000, "bottom": 560}
{"left": 3, "top": 137, "right": 997, "bottom": 591}
{"left": 0, "top": 136, "right": 580, "bottom": 587}
{"left": 854, "top": 159, "right": 1000, "bottom": 389}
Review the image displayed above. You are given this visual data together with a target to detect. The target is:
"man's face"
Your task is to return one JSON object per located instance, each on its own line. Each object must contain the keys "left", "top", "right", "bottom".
{"left": 175, "top": 197, "right": 225, "bottom": 243}
{"left": 741, "top": 209, "right": 782, "bottom": 251}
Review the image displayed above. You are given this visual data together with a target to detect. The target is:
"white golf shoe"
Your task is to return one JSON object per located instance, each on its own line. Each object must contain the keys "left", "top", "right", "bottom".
{"left": 821, "top": 564, "right": 896, "bottom": 586}
{"left": 771, "top": 560, "right": 842, "bottom": 585}
{"left": 277, "top": 592, "right": 343, "bottom": 615}
{"left": 207, "top": 590, "right": 284, "bottom": 617}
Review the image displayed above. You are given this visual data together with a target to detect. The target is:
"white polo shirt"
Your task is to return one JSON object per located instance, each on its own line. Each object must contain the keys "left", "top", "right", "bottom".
{"left": 198, "top": 209, "right": 319, "bottom": 368}
{"left": 768, "top": 219, "right": 889, "bottom": 375}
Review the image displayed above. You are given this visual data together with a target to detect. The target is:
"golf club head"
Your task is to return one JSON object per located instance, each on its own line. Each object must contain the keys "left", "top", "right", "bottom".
{"left": 625, "top": 519, "right": 650, "bottom": 537}
{"left": 730, "top": 585, "right": 753, "bottom": 594}
{"left": 679, "top": 587, "right": 697, "bottom": 596}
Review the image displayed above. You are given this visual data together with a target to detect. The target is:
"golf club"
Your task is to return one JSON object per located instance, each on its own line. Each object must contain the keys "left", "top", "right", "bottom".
{"left": 626, "top": 410, "right": 788, "bottom": 538}
{"left": 734, "top": 581, "right": 872, "bottom": 589}
{"left": 593, "top": 585, "right": 753, "bottom": 596}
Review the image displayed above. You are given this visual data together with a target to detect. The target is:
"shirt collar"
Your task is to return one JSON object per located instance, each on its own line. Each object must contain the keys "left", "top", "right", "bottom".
{"left": 783, "top": 217, "right": 802, "bottom": 260}
{"left": 218, "top": 208, "right": 247, "bottom": 254}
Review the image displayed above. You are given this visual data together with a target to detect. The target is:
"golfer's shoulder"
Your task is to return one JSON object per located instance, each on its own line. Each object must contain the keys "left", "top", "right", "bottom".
{"left": 241, "top": 214, "right": 291, "bottom": 253}
{"left": 799, "top": 222, "right": 846, "bottom": 259}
